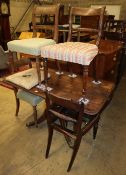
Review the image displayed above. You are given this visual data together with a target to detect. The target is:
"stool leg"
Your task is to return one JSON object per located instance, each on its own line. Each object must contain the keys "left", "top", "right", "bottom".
{"left": 33, "top": 106, "right": 38, "bottom": 127}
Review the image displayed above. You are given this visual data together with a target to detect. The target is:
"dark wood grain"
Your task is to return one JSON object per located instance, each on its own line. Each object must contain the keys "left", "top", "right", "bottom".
{"left": 3, "top": 69, "right": 115, "bottom": 116}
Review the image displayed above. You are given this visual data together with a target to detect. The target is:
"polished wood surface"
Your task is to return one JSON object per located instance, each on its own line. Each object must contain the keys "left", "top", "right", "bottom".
{"left": 3, "top": 69, "right": 115, "bottom": 116}
{"left": 92, "top": 39, "right": 123, "bottom": 55}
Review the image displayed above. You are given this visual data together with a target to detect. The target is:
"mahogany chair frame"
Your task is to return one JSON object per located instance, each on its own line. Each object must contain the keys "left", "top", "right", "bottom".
{"left": 32, "top": 4, "right": 61, "bottom": 80}
{"left": 32, "top": 4, "right": 60, "bottom": 43}
{"left": 45, "top": 92, "right": 107, "bottom": 172}
{"left": 67, "top": 6, "right": 106, "bottom": 95}
{"left": 9, "top": 4, "right": 60, "bottom": 80}
{"left": 43, "top": 6, "right": 106, "bottom": 103}
{"left": 43, "top": 7, "right": 108, "bottom": 172}
{"left": 67, "top": 6, "right": 106, "bottom": 45}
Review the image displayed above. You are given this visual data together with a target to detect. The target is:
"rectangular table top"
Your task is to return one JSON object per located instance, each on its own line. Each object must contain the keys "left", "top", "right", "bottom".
{"left": 3, "top": 69, "right": 115, "bottom": 116}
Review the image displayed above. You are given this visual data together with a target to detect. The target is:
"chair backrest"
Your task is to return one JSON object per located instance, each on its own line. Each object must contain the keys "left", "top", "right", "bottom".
{"left": 32, "top": 4, "right": 60, "bottom": 43}
{"left": 46, "top": 92, "right": 84, "bottom": 134}
{"left": 110, "top": 20, "right": 126, "bottom": 32}
{"left": 103, "top": 31, "right": 123, "bottom": 41}
{"left": 67, "top": 6, "right": 106, "bottom": 47}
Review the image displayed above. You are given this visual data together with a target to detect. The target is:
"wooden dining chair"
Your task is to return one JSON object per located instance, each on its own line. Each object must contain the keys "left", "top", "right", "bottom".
{"left": 40, "top": 6, "right": 109, "bottom": 172}
{"left": 41, "top": 6, "right": 106, "bottom": 103}
{"left": 7, "top": 4, "right": 60, "bottom": 83}
{"left": 7, "top": 57, "right": 44, "bottom": 127}
{"left": 45, "top": 87, "right": 114, "bottom": 172}
{"left": 67, "top": 6, "right": 106, "bottom": 79}
{"left": 46, "top": 94, "right": 99, "bottom": 171}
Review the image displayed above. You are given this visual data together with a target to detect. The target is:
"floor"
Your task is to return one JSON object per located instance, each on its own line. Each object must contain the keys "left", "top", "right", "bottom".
{"left": 0, "top": 75, "right": 126, "bottom": 175}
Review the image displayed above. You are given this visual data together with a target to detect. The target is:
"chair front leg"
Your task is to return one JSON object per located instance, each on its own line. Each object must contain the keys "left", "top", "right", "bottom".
{"left": 67, "top": 135, "right": 82, "bottom": 172}
{"left": 13, "top": 88, "right": 20, "bottom": 116}
{"left": 45, "top": 126, "right": 54, "bottom": 158}
{"left": 93, "top": 118, "right": 100, "bottom": 139}
{"left": 15, "top": 98, "right": 20, "bottom": 116}
{"left": 79, "top": 65, "right": 89, "bottom": 104}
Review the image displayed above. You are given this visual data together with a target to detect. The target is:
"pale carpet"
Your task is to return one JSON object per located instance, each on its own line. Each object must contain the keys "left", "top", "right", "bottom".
{"left": 0, "top": 77, "right": 126, "bottom": 175}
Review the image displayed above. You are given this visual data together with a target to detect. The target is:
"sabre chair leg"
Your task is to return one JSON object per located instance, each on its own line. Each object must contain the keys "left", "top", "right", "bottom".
{"left": 14, "top": 88, "right": 20, "bottom": 116}
{"left": 33, "top": 106, "right": 38, "bottom": 127}
{"left": 15, "top": 98, "right": 20, "bottom": 116}
{"left": 67, "top": 136, "right": 82, "bottom": 172}
{"left": 45, "top": 127, "right": 54, "bottom": 158}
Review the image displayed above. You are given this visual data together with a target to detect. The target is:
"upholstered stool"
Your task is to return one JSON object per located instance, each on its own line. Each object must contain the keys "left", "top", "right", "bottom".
{"left": 16, "top": 89, "right": 44, "bottom": 127}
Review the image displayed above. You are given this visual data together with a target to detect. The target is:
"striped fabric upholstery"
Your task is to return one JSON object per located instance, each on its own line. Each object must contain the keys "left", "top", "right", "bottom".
{"left": 41, "top": 42, "right": 98, "bottom": 65}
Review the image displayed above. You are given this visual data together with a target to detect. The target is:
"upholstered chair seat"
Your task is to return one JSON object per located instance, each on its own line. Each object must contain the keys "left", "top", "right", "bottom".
{"left": 16, "top": 89, "right": 45, "bottom": 127}
{"left": 17, "top": 89, "right": 43, "bottom": 106}
{"left": 41, "top": 42, "right": 98, "bottom": 65}
{"left": 7, "top": 38, "right": 56, "bottom": 56}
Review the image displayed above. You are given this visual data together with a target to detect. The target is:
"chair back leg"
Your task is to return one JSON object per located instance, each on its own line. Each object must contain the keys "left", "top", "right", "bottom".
{"left": 93, "top": 120, "right": 99, "bottom": 139}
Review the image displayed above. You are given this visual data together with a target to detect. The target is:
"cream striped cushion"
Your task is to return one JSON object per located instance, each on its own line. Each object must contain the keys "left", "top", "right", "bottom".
{"left": 41, "top": 42, "right": 98, "bottom": 65}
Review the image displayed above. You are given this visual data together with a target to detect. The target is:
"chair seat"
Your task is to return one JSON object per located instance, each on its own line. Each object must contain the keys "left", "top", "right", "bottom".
{"left": 17, "top": 89, "right": 43, "bottom": 106}
{"left": 6, "top": 68, "right": 49, "bottom": 90}
{"left": 7, "top": 38, "right": 56, "bottom": 56}
{"left": 41, "top": 42, "right": 98, "bottom": 65}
